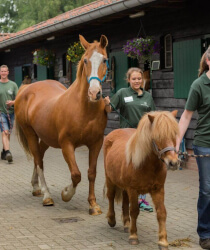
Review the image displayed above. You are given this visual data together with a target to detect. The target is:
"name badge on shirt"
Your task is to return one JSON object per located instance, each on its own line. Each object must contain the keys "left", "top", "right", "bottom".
{"left": 124, "top": 96, "right": 133, "bottom": 103}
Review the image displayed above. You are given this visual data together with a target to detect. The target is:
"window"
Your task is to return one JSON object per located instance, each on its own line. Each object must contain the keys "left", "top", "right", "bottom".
{"left": 164, "top": 34, "right": 172, "bottom": 68}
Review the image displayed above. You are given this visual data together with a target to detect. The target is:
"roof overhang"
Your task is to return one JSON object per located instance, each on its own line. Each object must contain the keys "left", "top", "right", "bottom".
{"left": 0, "top": 0, "right": 156, "bottom": 51}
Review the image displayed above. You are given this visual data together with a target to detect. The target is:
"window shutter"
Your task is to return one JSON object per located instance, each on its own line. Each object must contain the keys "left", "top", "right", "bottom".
{"left": 173, "top": 39, "right": 202, "bottom": 99}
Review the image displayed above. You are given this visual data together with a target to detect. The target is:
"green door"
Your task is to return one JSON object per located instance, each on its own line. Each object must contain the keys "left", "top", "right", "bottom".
{"left": 14, "top": 66, "right": 23, "bottom": 87}
{"left": 109, "top": 51, "right": 129, "bottom": 95}
{"left": 37, "top": 65, "right": 54, "bottom": 81}
{"left": 173, "top": 39, "right": 202, "bottom": 98}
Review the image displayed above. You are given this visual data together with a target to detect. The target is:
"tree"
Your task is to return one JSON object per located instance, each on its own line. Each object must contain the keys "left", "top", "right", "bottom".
{"left": 0, "top": 0, "right": 95, "bottom": 33}
{"left": 0, "top": 0, "right": 18, "bottom": 33}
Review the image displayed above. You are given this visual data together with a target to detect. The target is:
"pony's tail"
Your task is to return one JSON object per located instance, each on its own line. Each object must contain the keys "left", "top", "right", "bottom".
{"left": 15, "top": 120, "right": 32, "bottom": 160}
{"left": 103, "top": 182, "right": 122, "bottom": 203}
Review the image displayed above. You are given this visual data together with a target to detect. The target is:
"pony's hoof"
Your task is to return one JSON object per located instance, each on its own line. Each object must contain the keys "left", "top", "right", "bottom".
{"left": 129, "top": 238, "right": 139, "bottom": 245}
{"left": 43, "top": 198, "right": 54, "bottom": 206}
{"left": 158, "top": 245, "right": 168, "bottom": 250}
{"left": 32, "top": 190, "right": 43, "bottom": 197}
{"left": 124, "top": 227, "right": 129, "bottom": 233}
{"left": 89, "top": 205, "right": 102, "bottom": 215}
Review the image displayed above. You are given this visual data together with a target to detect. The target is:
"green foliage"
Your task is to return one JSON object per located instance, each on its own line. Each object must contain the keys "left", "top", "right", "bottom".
{"left": 66, "top": 41, "right": 85, "bottom": 63}
{"left": 0, "top": 0, "right": 18, "bottom": 33}
{"left": 33, "top": 49, "right": 55, "bottom": 67}
{"left": 0, "top": 0, "right": 96, "bottom": 33}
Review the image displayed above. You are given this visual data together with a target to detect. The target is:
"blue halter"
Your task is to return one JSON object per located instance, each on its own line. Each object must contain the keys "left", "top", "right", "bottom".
{"left": 87, "top": 60, "right": 109, "bottom": 84}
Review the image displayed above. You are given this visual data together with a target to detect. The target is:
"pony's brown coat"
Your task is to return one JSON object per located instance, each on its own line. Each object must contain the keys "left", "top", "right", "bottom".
{"left": 103, "top": 110, "right": 179, "bottom": 248}
{"left": 15, "top": 35, "right": 108, "bottom": 214}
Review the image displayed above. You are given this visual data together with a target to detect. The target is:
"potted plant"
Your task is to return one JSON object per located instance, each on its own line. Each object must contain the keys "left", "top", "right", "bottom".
{"left": 66, "top": 41, "right": 85, "bottom": 63}
{"left": 123, "top": 36, "right": 159, "bottom": 91}
{"left": 123, "top": 36, "right": 159, "bottom": 66}
{"left": 32, "top": 49, "right": 55, "bottom": 67}
{"left": 66, "top": 41, "right": 85, "bottom": 84}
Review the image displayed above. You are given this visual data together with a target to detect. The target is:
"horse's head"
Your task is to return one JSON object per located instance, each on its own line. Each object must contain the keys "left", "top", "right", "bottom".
{"left": 79, "top": 34, "right": 108, "bottom": 102}
{"left": 148, "top": 110, "right": 179, "bottom": 169}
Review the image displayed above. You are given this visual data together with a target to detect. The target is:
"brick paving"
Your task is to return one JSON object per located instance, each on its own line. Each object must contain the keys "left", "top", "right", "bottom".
{"left": 0, "top": 133, "right": 202, "bottom": 250}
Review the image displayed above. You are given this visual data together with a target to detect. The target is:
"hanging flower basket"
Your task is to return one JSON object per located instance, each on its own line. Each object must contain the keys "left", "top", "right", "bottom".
{"left": 32, "top": 49, "right": 55, "bottom": 67}
{"left": 66, "top": 41, "right": 85, "bottom": 63}
{"left": 123, "top": 36, "right": 159, "bottom": 64}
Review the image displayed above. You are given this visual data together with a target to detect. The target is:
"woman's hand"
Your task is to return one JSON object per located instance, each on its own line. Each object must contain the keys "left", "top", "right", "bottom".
{"left": 6, "top": 100, "right": 15, "bottom": 108}
{"left": 104, "top": 96, "right": 112, "bottom": 113}
{"left": 104, "top": 96, "right": 110, "bottom": 106}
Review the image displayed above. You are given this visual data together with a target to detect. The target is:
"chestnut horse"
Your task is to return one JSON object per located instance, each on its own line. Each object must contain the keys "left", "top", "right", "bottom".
{"left": 15, "top": 35, "right": 108, "bottom": 215}
{"left": 103, "top": 110, "right": 179, "bottom": 249}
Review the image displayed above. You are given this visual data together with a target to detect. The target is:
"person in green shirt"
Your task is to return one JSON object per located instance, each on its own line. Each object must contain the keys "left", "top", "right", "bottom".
{"left": 104, "top": 67, "right": 156, "bottom": 212}
{"left": 176, "top": 47, "right": 210, "bottom": 249}
{"left": 0, "top": 65, "right": 18, "bottom": 163}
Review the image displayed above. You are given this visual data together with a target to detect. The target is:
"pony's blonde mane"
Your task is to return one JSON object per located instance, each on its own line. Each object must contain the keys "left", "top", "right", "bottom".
{"left": 126, "top": 111, "right": 179, "bottom": 168}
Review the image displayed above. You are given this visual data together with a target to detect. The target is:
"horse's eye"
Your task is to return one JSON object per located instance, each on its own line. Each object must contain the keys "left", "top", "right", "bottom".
{"left": 84, "top": 59, "right": 88, "bottom": 64}
{"left": 103, "top": 58, "right": 107, "bottom": 64}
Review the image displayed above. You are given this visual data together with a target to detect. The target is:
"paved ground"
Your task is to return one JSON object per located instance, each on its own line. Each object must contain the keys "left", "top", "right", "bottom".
{"left": 0, "top": 133, "right": 202, "bottom": 250}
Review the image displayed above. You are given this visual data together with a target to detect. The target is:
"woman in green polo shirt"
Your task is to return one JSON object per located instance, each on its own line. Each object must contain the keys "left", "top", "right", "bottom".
{"left": 176, "top": 48, "right": 210, "bottom": 249}
{"left": 104, "top": 67, "right": 156, "bottom": 212}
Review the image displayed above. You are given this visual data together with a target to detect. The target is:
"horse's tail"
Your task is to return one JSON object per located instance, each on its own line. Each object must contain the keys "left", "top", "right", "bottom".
{"left": 103, "top": 182, "right": 122, "bottom": 203}
{"left": 15, "top": 120, "right": 32, "bottom": 159}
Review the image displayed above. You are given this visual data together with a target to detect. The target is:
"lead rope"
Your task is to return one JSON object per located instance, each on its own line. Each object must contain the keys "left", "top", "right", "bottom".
{"left": 0, "top": 107, "right": 12, "bottom": 134}
{"left": 178, "top": 151, "right": 210, "bottom": 158}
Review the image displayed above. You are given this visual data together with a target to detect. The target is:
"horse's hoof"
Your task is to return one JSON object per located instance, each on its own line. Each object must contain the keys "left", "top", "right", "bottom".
{"left": 129, "top": 238, "right": 139, "bottom": 245}
{"left": 89, "top": 205, "right": 102, "bottom": 216}
{"left": 43, "top": 198, "right": 54, "bottom": 206}
{"left": 32, "top": 190, "right": 43, "bottom": 197}
{"left": 158, "top": 244, "right": 168, "bottom": 250}
{"left": 124, "top": 227, "right": 129, "bottom": 233}
{"left": 108, "top": 220, "right": 116, "bottom": 228}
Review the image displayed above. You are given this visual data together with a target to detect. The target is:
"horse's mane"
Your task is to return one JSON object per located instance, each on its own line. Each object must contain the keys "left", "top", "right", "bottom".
{"left": 126, "top": 111, "right": 179, "bottom": 169}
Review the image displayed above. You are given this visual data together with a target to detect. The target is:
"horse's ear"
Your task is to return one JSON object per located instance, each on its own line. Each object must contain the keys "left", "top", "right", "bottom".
{"left": 171, "top": 110, "right": 178, "bottom": 118}
{"left": 100, "top": 35, "right": 108, "bottom": 49}
{"left": 79, "top": 35, "right": 90, "bottom": 50}
{"left": 148, "top": 114, "right": 155, "bottom": 124}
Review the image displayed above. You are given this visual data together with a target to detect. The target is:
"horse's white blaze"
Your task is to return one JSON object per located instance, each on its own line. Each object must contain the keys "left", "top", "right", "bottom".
{"left": 89, "top": 50, "right": 103, "bottom": 89}
{"left": 37, "top": 166, "right": 51, "bottom": 200}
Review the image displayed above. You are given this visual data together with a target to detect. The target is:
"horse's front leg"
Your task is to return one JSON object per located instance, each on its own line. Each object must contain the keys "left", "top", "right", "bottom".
{"left": 88, "top": 139, "right": 103, "bottom": 215}
{"left": 127, "top": 189, "right": 139, "bottom": 245}
{"left": 61, "top": 142, "right": 81, "bottom": 202}
{"left": 151, "top": 188, "right": 168, "bottom": 250}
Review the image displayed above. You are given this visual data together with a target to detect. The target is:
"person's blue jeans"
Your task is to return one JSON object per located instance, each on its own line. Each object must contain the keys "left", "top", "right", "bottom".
{"left": 193, "top": 145, "right": 210, "bottom": 239}
{"left": 0, "top": 112, "right": 14, "bottom": 132}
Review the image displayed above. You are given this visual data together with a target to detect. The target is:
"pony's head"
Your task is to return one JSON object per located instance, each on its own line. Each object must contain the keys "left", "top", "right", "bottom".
{"left": 79, "top": 34, "right": 108, "bottom": 102}
{"left": 126, "top": 110, "right": 179, "bottom": 169}
{"left": 148, "top": 110, "right": 179, "bottom": 168}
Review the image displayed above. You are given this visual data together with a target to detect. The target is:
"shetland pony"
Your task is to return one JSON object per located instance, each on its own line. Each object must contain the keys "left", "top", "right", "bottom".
{"left": 103, "top": 110, "right": 179, "bottom": 249}
{"left": 15, "top": 35, "right": 108, "bottom": 215}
